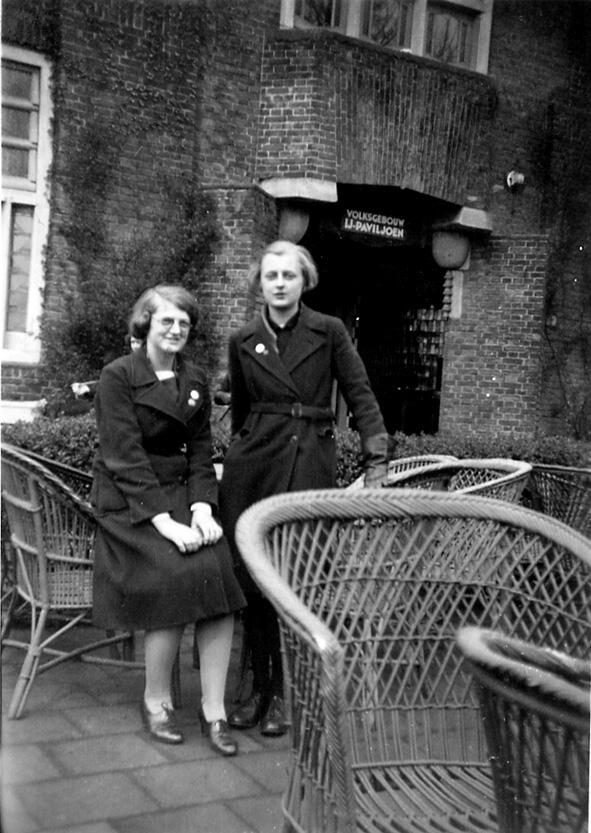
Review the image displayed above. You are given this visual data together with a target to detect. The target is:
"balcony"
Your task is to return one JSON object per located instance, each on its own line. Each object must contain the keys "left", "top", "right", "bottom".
{"left": 257, "top": 28, "right": 496, "bottom": 207}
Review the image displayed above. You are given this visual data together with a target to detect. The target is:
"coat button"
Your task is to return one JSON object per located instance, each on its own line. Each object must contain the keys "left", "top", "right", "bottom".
{"left": 290, "top": 435, "right": 298, "bottom": 443}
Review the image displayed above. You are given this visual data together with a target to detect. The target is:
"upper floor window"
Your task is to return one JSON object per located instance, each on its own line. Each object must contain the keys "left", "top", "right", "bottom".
{"left": 1, "top": 45, "right": 52, "bottom": 364}
{"left": 360, "top": 0, "right": 414, "bottom": 50}
{"left": 281, "top": 0, "right": 493, "bottom": 73}
{"left": 425, "top": 2, "right": 478, "bottom": 68}
{"left": 295, "top": 0, "right": 346, "bottom": 30}
{"left": 3, "top": 59, "right": 41, "bottom": 188}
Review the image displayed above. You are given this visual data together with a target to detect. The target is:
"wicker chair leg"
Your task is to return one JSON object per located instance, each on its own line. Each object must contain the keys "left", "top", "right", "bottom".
{"left": 1, "top": 543, "right": 18, "bottom": 648}
{"left": 1, "top": 583, "right": 18, "bottom": 647}
{"left": 8, "top": 606, "right": 49, "bottom": 719}
{"left": 121, "top": 632, "right": 136, "bottom": 662}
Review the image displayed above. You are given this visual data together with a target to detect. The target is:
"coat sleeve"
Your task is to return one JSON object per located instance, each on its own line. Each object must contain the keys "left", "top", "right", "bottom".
{"left": 329, "top": 318, "right": 389, "bottom": 485}
{"left": 186, "top": 378, "right": 219, "bottom": 509}
{"left": 228, "top": 334, "right": 251, "bottom": 435}
{"left": 94, "top": 361, "right": 172, "bottom": 524}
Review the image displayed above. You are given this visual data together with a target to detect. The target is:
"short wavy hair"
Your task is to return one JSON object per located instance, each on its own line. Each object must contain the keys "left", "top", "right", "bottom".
{"left": 248, "top": 240, "right": 319, "bottom": 293}
{"left": 128, "top": 284, "right": 199, "bottom": 343}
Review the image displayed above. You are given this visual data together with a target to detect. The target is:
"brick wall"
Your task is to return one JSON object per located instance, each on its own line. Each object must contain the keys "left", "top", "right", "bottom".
{"left": 257, "top": 28, "right": 495, "bottom": 207}
{"left": 439, "top": 235, "right": 547, "bottom": 434}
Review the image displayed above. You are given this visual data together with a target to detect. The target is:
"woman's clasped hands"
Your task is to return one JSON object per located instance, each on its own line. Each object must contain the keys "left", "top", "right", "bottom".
{"left": 190, "top": 502, "right": 223, "bottom": 547}
{"left": 151, "top": 513, "right": 201, "bottom": 553}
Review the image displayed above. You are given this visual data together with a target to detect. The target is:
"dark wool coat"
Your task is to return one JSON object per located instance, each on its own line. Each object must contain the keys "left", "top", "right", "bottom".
{"left": 91, "top": 347, "right": 245, "bottom": 631}
{"left": 219, "top": 304, "right": 387, "bottom": 594}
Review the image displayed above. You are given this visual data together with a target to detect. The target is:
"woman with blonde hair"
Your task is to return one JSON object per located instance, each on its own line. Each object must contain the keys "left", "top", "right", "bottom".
{"left": 220, "top": 241, "right": 388, "bottom": 736}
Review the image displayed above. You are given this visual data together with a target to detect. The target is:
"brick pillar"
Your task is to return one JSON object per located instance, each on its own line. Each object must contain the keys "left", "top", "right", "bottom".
{"left": 439, "top": 235, "right": 548, "bottom": 435}
{"left": 199, "top": 186, "right": 279, "bottom": 377}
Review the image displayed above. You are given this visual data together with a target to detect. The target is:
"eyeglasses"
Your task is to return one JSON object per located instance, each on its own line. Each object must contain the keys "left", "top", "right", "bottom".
{"left": 156, "top": 317, "right": 191, "bottom": 332}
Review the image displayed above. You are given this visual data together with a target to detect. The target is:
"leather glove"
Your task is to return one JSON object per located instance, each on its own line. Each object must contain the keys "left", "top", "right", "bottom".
{"left": 361, "top": 432, "right": 389, "bottom": 487}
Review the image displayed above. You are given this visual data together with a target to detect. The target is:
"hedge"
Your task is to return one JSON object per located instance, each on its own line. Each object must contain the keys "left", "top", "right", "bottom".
{"left": 2, "top": 413, "right": 590, "bottom": 488}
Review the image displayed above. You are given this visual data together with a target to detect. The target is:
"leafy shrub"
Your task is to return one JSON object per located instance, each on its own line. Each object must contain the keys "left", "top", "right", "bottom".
{"left": 3, "top": 416, "right": 590, "bottom": 483}
{"left": 390, "top": 428, "right": 591, "bottom": 468}
{"left": 2, "top": 413, "right": 98, "bottom": 471}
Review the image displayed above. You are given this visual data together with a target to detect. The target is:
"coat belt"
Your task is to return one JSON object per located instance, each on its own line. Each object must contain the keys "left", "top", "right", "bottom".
{"left": 251, "top": 402, "right": 334, "bottom": 420}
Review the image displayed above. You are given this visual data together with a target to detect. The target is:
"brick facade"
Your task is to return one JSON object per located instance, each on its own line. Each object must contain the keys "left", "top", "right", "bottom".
{"left": 440, "top": 235, "right": 547, "bottom": 434}
{"left": 2, "top": 0, "right": 589, "bottom": 438}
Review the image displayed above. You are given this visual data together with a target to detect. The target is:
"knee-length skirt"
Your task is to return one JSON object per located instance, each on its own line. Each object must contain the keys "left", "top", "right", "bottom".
{"left": 92, "top": 482, "right": 245, "bottom": 631}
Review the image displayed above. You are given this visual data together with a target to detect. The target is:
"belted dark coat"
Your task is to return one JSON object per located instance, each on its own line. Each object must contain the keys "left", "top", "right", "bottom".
{"left": 219, "top": 304, "right": 387, "bottom": 594}
{"left": 91, "top": 347, "right": 245, "bottom": 631}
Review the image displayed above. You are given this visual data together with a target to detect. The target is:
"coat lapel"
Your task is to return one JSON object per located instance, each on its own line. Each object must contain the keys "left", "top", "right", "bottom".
{"left": 240, "top": 314, "right": 301, "bottom": 396}
{"left": 130, "top": 349, "right": 203, "bottom": 424}
{"left": 281, "top": 306, "right": 325, "bottom": 374}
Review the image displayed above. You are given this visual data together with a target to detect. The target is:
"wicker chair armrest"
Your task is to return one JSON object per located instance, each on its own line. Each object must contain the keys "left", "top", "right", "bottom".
{"left": 237, "top": 506, "right": 340, "bottom": 656}
{"left": 347, "top": 454, "right": 458, "bottom": 490}
{"left": 1, "top": 443, "right": 94, "bottom": 520}
{"left": 457, "top": 626, "right": 590, "bottom": 717}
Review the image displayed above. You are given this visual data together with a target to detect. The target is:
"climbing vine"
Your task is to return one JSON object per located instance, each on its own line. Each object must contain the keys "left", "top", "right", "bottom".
{"left": 36, "top": 0, "right": 221, "bottom": 414}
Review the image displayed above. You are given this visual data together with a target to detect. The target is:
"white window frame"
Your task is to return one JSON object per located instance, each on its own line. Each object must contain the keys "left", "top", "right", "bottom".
{"left": 1, "top": 44, "right": 53, "bottom": 364}
{"left": 281, "top": 0, "right": 493, "bottom": 74}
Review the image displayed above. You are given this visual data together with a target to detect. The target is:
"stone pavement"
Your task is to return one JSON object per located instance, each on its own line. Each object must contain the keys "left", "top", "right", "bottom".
{"left": 1, "top": 624, "right": 290, "bottom": 833}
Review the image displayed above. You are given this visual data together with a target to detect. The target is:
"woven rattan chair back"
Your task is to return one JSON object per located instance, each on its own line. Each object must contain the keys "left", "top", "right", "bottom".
{"left": 1, "top": 443, "right": 142, "bottom": 719}
{"left": 527, "top": 463, "right": 591, "bottom": 537}
{"left": 235, "top": 489, "right": 591, "bottom": 833}
{"left": 348, "top": 455, "right": 457, "bottom": 490}
{"left": 457, "top": 627, "right": 590, "bottom": 833}
{"left": 385, "top": 458, "right": 532, "bottom": 502}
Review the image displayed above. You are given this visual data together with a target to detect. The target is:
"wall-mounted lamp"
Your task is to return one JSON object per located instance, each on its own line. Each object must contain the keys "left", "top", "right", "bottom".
{"left": 505, "top": 170, "right": 525, "bottom": 192}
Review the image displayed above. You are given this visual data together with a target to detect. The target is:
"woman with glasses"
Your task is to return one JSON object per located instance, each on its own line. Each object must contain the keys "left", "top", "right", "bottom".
{"left": 91, "top": 284, "right": 245, "bottom": 755}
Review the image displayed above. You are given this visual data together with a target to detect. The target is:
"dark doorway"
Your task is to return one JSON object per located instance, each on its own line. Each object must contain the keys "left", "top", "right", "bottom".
{"left": 304, "top": 233, "right": 445, "bottom": 435}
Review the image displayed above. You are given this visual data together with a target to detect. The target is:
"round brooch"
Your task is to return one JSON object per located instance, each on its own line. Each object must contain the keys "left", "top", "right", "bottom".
{"left": 255, "top": 343, "right": 266, "bottom": 354}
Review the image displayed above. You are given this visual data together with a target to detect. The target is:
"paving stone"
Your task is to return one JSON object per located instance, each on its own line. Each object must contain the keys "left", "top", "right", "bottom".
{"left": 1, "top": 744, "right": 61, "bottom": 784}
{"left": 232, "top": 750, "right": 290, "bottom": 793}
{"left": 228, "top": 795, "right": 287, "bottom": 833}
{"left": 36, "top": 824, "right": 118, "bottom": 833}
{"left": 131, "top": 758, "right": 264, "bottom": 808}
{"left": 113, "top": 803, "right": 257, "bottom": 833}
{"left": 0, "top": 787, "right": 39, "bottom": 833}
{"left": 62, "top": 704, "right": 146, "bottom": 736}
{"left": 2, "top": 713, "right": 83, "bottom": 745}
{"left": 12, "top": 772, "right": 159, "bottom": 828}
{"left": 50, "top": 733, "right": 168, "bottom": 774}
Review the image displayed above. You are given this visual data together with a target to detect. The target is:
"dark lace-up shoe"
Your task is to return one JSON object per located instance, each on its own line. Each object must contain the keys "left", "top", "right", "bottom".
{"left": 260, "top": 695, "right": 287, "bottom": 737}
{"left": 199, "top": 710, "right": 238, "bottom": 756}
{"left": 140, "top": 701, "right": 184, "bottom": 744}
{"left": 228, "top": 692, "right": 267, "bottom": 730}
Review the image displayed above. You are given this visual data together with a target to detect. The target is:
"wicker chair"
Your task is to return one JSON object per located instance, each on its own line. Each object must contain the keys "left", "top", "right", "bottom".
{"left": 381, "top": 457, "right": 532, "bottom": 502}
{"left": 235, "top": 488, "right": 591, "bottom": 833}
{"left": 347, "top": 455, "right": 457, "bottom": 490}
{"left": 1, "top": 443, "right": 145, "bottom": 719}
{"left": 526, "top": 463, "right": 591, "bottom": 537}
{"left": 457, "top": 627, "right": 589, "bottom": 833}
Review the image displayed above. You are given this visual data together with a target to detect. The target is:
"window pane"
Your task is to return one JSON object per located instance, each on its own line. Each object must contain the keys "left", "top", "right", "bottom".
{"left": 1, "top": 62, "right": 39, "bottom": 183}
{"left": 362, "top": 0, "right": 413, "bottom": 49}
{"left": 5, "top": 205, "right": 34, "bottom": 333}
{"left": 2, "top": 106, "right": 31, "bottom": 140}
{"left": 295, "top": 0, "right": 345, "bottom": 29}
{"left": 2, "top": 64, "right": 34, "bottom": 99}
{"left": 425, "top": 3, "right": 476, "bottom": 68}
{"left": 2, "top": 146, "right": 30, "bottom": 178}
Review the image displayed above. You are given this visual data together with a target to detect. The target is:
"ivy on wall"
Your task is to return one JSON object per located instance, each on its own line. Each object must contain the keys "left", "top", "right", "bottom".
{"left": 542, "top": 99, "right": 591, "bottom": 440}
{"left": 34, "top": 0, "right": 221, "bottom": 414}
